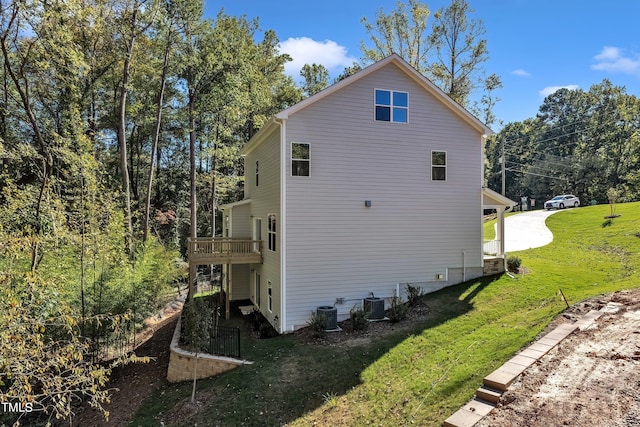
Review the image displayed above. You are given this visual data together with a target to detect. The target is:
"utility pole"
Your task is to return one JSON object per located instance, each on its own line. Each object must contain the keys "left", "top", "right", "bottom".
{"left": 501, "top": 138, "right": 506, "bottom": 196}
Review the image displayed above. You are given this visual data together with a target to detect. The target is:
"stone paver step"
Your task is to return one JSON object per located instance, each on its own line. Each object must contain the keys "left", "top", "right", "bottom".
{"left": 443, "top": 407, "right": 485, "bottom": 427}
{"left": 475, "top": 386, "right": 502, "bottom": 404}
{"left": 484, "top": 368, "right": 519, "bottom": 391}
{"left": 575, "top": 309, "right": 604, "bottom": 331}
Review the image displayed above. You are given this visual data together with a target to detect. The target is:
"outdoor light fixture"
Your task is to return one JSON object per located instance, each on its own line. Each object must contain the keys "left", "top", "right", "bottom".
{"left": 364, "top": 200, "right": 372, "bottom": 207}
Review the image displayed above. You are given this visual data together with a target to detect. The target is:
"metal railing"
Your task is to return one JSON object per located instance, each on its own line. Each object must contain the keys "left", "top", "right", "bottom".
{"left": 84, "top": 319, "right": 137, "bottom": 364}
{"left": 205, "top": 325, "right": 241, "bottom": 359}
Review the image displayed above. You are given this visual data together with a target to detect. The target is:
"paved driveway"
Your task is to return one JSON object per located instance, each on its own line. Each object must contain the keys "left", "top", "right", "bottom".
{"left": 502, "top": 209, "right": 562, "bottom": 252}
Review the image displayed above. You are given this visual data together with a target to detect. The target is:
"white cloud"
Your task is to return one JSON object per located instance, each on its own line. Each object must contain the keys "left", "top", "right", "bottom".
{"left": 278, "top": 37, "right": 358, "bottom": 80}
{"left": 511, "top": 69, "right": 531, "bottom": 77}
{"left": 591, "top": 46, "right": 640, "bottom": 76}
{"left": 539, "top": 85, "right": 580, "bottom": 97}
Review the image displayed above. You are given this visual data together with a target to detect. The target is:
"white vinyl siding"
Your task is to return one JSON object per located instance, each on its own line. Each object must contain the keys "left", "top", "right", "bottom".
{"left": 282, "top": 63, "right": 483, "bottom": 330}
{"left": 243, "top": 127, "right": 282, "bottom": 330}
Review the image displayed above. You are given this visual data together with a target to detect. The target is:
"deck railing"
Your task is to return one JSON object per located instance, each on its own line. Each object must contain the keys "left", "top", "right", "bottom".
{"left": 188, "top": 238, "right": 263, "bottom": 264}
{"left": 483, "top": 239, "right": 500, "bottom": 256}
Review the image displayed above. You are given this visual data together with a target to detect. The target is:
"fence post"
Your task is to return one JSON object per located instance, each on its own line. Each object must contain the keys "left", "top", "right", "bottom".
{"left": 236, "top": 327, "right": 241, "bottom": 359}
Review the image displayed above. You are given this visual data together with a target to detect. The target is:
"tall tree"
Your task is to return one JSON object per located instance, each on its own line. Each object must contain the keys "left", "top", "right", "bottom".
{"left": 360, "top": 0, "right": 434, "bottom": 73}
{"left": 115, "top": 0, "right": 156, "bottom": 256}
{"left": 474, "top": 72, "right": 502, "bottom": 127}
{"left": 142, "top": 0, "right": 180, "bottom": 242}
{"left": 360, "top": 0, "right": 497, "bottom": 112}
{"left": 0, "top": 0, "right": 54, "bottom": 270}
{"left": 300, "top": 63, "right": 329, "bottom": 96}
{"left": 428, "top": 0, "right": 489, "bottom": 106}
{"left": 334, "top": 62, "right": 363, "bottom": 83}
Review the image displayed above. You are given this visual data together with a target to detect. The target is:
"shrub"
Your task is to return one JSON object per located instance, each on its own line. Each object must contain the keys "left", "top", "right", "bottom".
{"left": 387, "top": 295, "right": 408, "bottom": 323}
{"left": 349, "top": 305, "right": 369, "bottom": 331}
{"left": 507, "top": 255, "right": 522, "bottom": 272}
{"left": 406, "top": 284, "right": 424, "bottom": 306}
{"left": 248, "top": 308, "right": 279, "bottom": 338}
{"left": 307, "top": 311, "right": 328, "bottom": 337}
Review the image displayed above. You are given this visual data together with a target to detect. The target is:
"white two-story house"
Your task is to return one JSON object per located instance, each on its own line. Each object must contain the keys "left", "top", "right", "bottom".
{"left": 204, "top": 54, "right": 514, "bottom": 333}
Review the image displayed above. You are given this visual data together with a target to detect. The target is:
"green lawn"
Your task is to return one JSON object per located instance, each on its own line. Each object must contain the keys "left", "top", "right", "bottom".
{"left": 132, "top": 202, "right": 640, "bottom": 426}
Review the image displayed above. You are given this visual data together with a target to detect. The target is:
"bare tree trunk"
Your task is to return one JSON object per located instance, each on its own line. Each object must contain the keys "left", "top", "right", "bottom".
{"left": 188, "top": 86, "right": 197, "bottom": 299}
{"left": 143, "top": 26, "right": 172, "bottom": 242}
{"left": 1, "top": 10, "right": 53, "bottom": 271}
{"left": 117, "top": 14, "right": 136, "bottom": 256}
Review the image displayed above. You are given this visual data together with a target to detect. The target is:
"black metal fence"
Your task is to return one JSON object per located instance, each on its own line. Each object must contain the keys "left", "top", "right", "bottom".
{"left": 84, "top": 319, "right": 137, "bottom": 364}
{"left": 205, "top": 325, "right": 241, "bottom": 359}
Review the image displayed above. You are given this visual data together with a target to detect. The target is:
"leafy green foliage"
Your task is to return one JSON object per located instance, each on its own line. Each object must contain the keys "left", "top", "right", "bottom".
{"left": 300, "top": 63, "right": 329, "bottom": 97}
{"left": 306, "top": 311, "right": 328, "bottom": 337}
{"left": 349, "top": 305, "right": 369, "bottom": 331}
{"left": 406, "top": 284, "right": 425, "bottom": 306}
{"left": 386, "top": 295, "right": 408, "bottom": 323}
{"left": 361, "top": 0, "right": 492, "bottom": 110}
{"left": 487, "top": 80, "right": 640, "bottom": 204}
{"left": 507, "top": 255, "right": 522, "bottom": 272}
{"left": 0, "top": 250, "right": 147, "bottom": 424}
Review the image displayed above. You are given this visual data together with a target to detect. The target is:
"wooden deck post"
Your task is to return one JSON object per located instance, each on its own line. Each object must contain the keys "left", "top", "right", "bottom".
{"left": 188, "top": 261, "right": 196, "bottom": 301}
{"left": 225, "top": 263, "right": 231, "bottom": 320}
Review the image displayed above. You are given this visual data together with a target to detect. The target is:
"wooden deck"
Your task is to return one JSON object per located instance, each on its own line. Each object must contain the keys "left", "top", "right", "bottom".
{"left": 188, "top": 238, "right": 263, "bottom": 265}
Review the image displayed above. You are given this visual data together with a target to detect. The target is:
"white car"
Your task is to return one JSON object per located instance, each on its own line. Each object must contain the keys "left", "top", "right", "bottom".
{"left": 544, "top": 194, "right": 580, "bottom": 210}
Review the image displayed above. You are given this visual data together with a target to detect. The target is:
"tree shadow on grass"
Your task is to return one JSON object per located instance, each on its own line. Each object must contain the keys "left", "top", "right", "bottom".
{"left": 132, "top": 275, "right": 502, "bottom": 426}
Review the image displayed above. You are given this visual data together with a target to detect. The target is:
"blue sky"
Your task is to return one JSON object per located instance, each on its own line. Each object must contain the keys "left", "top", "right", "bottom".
{"left": 204, "top": 0, "right": 640, "bottom": 129}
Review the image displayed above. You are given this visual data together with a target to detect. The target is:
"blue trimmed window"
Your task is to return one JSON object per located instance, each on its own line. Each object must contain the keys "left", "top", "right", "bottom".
{"left": 375, "top": 89, "right": 408, "bottom": 123}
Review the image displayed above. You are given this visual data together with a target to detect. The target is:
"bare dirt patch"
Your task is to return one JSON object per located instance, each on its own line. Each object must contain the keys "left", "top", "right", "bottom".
{"left": 477, "top": 288, "right": 640, "bottom": 427}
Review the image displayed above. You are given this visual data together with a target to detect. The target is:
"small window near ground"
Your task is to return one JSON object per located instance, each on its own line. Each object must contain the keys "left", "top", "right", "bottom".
{"left": 291, "top": 143, "right": 310, "bottom": 176}
{"left": 268, "top": 213, "right": 276, "bottom": 251}
{"left": 431, "top": 151, "right": 447, "bottom": 181}
{"left": 375, "top": 89, "right": 408, "bottom": 123}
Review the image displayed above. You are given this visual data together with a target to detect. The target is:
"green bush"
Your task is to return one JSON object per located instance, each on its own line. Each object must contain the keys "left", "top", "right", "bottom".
{"left": 387, "top": 296, "right": 408, "bottom": 323}
{"left": 307, "top": 311, "right": 328, "bottom": 336}
{"left": 405, "top": 284, "right": 424, "bottom": 306}
{"left": 507, "top": 255, "right": 522, "bottom": 272}
{"left": 349, "top": 305, "right": 369, "bottom": 331}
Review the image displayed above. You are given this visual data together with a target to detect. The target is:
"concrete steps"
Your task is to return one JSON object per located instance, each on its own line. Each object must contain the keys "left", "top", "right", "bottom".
{"left": 443, "top": 307, "right": 616, "bottom": 427}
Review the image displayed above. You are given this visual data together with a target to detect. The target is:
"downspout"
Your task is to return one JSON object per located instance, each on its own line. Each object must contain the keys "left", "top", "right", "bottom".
{"left": 462, "top": 250, "right": 466, "bottom": 283}
{"left": 276, "top": 118, "right": 287, "bottom": 333}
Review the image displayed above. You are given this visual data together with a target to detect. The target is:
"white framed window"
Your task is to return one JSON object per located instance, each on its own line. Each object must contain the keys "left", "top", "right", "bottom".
{"left": 375, "top": 89, "right": 408, "bottom": 123}
{"left": 267, "top": 280, "right": 273, "bottom": 312}
{"left": 268, "top": 213, "right": 276, "bottom": 251}
{"left": 431, "top": 151, "right": 447, "bottom": 181}
{"left": 291, "top": 142, "right": 310, "bottom": 176}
